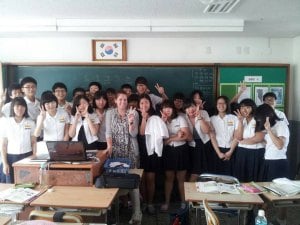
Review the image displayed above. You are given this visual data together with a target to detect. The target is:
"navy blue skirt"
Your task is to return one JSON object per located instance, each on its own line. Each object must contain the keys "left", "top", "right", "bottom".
{"left": 263, "top": 159, "right": 289, "bottom": 181}
{"left": 233, "top": 147, "right": 265, "bottom": 182}
{"left": 162, "top": 143, "right": 189, "bottom": 171}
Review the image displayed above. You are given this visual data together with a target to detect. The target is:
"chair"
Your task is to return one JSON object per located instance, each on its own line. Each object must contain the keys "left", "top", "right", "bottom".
{"left": 28, "top": 210, "right": 83, "bottom": 223}
{"left": 203, "top": 199, "right": 220, "bottom": 225}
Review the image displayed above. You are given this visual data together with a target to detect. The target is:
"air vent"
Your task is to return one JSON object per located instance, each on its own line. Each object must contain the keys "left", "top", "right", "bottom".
{"left": 203, "top": 0, "right": 240, "bottom": 13}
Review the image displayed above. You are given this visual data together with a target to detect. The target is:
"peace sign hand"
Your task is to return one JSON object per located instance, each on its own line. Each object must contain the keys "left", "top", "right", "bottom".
{"left": 0, "top": 88, "right": 7, "bottom": 104}
{"left": 75, "top": 106, "right": 81, "bottom": 119}
{"left": 39, "top": 105, "right": 47, "bottom": 120}
{"left": 239, "top": 81, "right": 247, "bottom": 92}
{"left": 127, "top": 106, "right": 136, "bottom": 124}
{"left": 154, "top": 83, "right": 165, "bottom": 95}
{"left": 264, "top": 117, "right": 271, "bottom": 131}
{"left": 234, "top": 109, "right": 244, "bottom": 121}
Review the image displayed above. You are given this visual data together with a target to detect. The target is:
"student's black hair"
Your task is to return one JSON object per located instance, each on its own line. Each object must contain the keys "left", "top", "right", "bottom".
{"left": 135, "top": 76, "right": 148, "bottom": 87}
{"left": 254, "top": 103, "right": 281, "bottom": 132}
{"left": 89, "top": 82, "right": 102, "bottom": 90}
{"left": 128, "top": 93, "right": 139, "bottom": 104}
{"left": 72, "top": 87, "right": 85, "bottom": 97}
{"left": 5, "top": 83, "right": 21, "bottom": 103}
{"left": 106, "top": 88, "right": 116, "bottom": 94}
{"left": 138, "top": 94, "right": 155, "bottom": 117}
{"left": 160, "top": 99, "right": 177, "bottom": 120}
{"left": 20, "top": 76, "right": 37, "bottom": 87}
{"left": 121, "top": 83, "right": 133, "bottom": 90}
{"left": 191, "top": 90, "right": 205, "bottom": 102}
{"left": 239, "top": 98, "right": 257, "bottom": 116}
{"left": 52, "top": 82, "right": 68, "bottom": 92}
{"left": 173, "top": 92, "right": 185, "bottom": 100}
{"left": 214, "top": 95, "right": 230, "bottom": 115}
{"left": 71, "top": 95, "right": 94, "bottom": 116}
{"left": 263, "top": 92, "right": 277, "bottom": 101}
{"left": 183, "top": 98, "right": 195, "bottom": 111}
{"left": 93, "top": 91, "right": 108, "bottom": 109}
{"left": 9, "top": 97, "right": 29, "bottom": 118}
{"left": 40, "top": 91, "right": 58, "bottom": 109}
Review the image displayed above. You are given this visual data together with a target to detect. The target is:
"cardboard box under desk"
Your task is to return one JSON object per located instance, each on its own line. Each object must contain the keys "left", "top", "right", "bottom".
{"left": 13, "top": 158, "right": 103, "bottom": 186}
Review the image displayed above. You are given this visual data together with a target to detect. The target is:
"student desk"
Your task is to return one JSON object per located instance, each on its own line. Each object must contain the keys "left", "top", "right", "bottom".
{"left": 184, "top": 182, "right": 264, "bottom": 225}
{"left": 257, "top": 182, "right": 300, "bottom": 208}
{"left": 30, "top": 186, "right": 118, "bottom": 223}
{"left": 13, "top": 158, "right": 102, "bottom": 186}
{"left": 0, "top": 216, "right": 11, "bottom": 225}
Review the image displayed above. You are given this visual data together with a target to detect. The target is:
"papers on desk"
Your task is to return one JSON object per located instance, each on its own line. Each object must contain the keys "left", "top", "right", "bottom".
{"left": 264, "top": 177, "right": 300, "bottom": 197}
{"left": 196, "top": 181, "right": 240, "bottom": 194}
{"left": 0, "top": 187, "right": 40, "bottom": 203}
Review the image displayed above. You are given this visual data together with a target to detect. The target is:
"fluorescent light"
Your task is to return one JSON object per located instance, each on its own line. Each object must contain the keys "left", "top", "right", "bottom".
{"left": 151, "top": 19, "right": 244, "bottom": 32}
{"left": 57, "top": 19, "right": 151, "bottom": 32}
{"left": 0, "top": 19, "right": 56, "bottom": 32}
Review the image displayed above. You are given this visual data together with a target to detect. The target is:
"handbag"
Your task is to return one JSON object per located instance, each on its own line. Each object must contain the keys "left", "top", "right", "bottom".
{"left": 95, "top": 172, "right": 140, "bottom": 189}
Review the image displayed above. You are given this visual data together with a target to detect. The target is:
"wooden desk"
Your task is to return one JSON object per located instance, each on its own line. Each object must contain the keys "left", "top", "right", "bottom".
{"left": 257, "top": 182, "right": 300, "bottom": 207}
{"left": 13, "top": 158, "right": 102, "bottom": 186}
{"left": 30, "top": 186, "right": 118, "bottom": 209}
{"left": 184, "top": 182, "right": 264, "bottom": 225}
{"left": 0, "top": 216, "right": 11, "bottom": 225}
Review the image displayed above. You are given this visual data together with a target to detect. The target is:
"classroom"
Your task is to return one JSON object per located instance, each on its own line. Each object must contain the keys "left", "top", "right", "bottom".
{"left": 0, "top": 0, "right": 300, "bottom": 225}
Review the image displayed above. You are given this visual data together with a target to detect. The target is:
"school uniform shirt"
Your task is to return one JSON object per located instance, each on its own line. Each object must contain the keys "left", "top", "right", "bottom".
{"left": 24, "top": 96, "right": 40, "bottom": 122}
{"left": 2, "top": 117, "right": 35, "bottom": 154}
{"left": 264, "top": 121, "right": 290, "bottom": 160}
{"left": 58, "top": 101, "right": 72, "bottom": 114}
{"left": 166, "top": 115, "right": 188, "bottom": 147}
{"left": 70, "top": 113, "right": 100, "bottom": 144}
{"left": 187, "top": 110, "right": 211, "bottom": 147}
{"left": 1, "top": 102, "right": 11, "bottom": 117}
{"left": 275, "top": 109, "right": 289, "bottom": 126}
{"left": 238, "top": 117, "right": 265, "bottom": 149}
{"left": 41, "top": 110, "right": 70, "bottom": 141}
{"left": 145, "top": 115, "right": 169, "bottom": 156}
{"left": 149, "top": 93, "right": 162, "bottom": 110}
{"left": 210, "top": 114, "right": 239, "bottom": 148}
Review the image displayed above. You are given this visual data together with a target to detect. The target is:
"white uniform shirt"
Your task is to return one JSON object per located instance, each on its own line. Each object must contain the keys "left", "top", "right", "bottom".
{"left": 1, "top": 102, "right": 11, "bottom": 117}
{"left": 2, "top": 117, "right": 35, "bottom": 154}
{"left": 210, "top": 114, "right": 239, "bottom": 148}
{"left": 187, "top": 110, "right": 211, "bottom": 146}
{"left": 264, "top": 121, "right": 289, "bottom": 160}
{"left": 149, "top": 93, "right": 162, "bottom": 110}
{"left": 24, "top": 96, "right": 40, "bottom": 121}
{"left": 275, "top": 109, "right": 289, "bottom": 126}
{"left": 57, "top": 101, "right": 72, "bottom": 114}
{"left": 166, "top": 115, "right": 188, "bottom": 147}
{"left": 70, "top": 113, "right": 100, "bottom": 144}
{"left": 41, "top": 110, "right": 70, "bottom": 141}
{"left": 238, "top": 117, "right": 265, "bottom": 149}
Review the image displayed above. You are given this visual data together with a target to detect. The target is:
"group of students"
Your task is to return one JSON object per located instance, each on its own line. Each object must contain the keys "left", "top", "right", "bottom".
{"left": 0, "top": 76, "right": 290, "bottom": 225}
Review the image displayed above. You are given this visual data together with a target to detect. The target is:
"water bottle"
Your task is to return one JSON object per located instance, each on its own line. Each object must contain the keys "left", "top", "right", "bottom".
{"left": 255, "top": 209, "right": 267, "bottom": 225}
{"left": 39, "top": 162, "right": 47, "bottom": 186}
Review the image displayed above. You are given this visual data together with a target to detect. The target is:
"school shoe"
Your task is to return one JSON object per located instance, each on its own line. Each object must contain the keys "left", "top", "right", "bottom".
{"left": 160, "top": 203, "right": 169, "bottom": 212}
{"left": 147, "top": 204, "right": 156, "bottom": 214}
{"left": 128, "top": 211, "right": 142, "bottom": 225}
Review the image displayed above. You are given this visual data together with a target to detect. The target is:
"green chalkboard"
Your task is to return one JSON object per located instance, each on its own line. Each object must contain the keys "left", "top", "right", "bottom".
{"left": 218, "top": 65, "right": 289, "bottom": 111}
{"left": 3, "top": 65, "right": 216, "bottom": 104}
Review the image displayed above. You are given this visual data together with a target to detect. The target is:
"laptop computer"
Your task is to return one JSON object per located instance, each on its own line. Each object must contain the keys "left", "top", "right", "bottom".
{"left": 46, "top": 141, "right": 87, "bottom": 162}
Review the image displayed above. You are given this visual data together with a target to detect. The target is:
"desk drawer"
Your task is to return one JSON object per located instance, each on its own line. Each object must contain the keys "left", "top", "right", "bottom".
{"left": 45, "top": 170, "right": 92, "bottom": 186}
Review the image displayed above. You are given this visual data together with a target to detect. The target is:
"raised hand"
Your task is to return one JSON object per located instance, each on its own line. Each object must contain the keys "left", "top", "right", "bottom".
{"left": 0, "top": 88, "right": 7, "bottom": 104}
{"left": 127, "top": 106, "right": 136, "bottom": 124}
{"left": 239, "top": 81, "right": 247, "bottom": 92}
{"left": 39, "top": 105, "right": 47, "bottom": 120}
{"left": 234, "top": 109, "right": 244, "bottom": 121}
{"left": 154, "top": 83, "right": 165, "bottom": 95}
{"left": 75, "top": 106, "right": 81, "bottom": 119}
{"left": 198, "top": 100, "right": 206, "bottom": 110}
{"left": 264, "top": 116, "right": 271, "bottom": 131}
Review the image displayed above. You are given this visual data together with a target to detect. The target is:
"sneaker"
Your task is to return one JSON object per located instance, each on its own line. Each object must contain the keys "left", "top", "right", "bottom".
{"left": 147, "top": 204, "right": 156, "bottom": 214}
{"left": 160, "top": 203, "right": 169, "bottom": 212}
{"left": 128, "top": 211, "right": 142, "bottom": 225}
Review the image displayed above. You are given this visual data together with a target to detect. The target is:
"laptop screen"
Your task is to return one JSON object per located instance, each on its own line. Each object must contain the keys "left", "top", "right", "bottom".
{"left": 46, "top": 141, "right": 87, "bottom": 162}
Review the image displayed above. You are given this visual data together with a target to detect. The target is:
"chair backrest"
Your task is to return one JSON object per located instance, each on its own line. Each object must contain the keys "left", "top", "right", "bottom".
{"left": 203, "top": 199, "right": 220, "bottom": 225}
{"left": 29, "top": 210, "right": 83, "bottom": 223}
{"left": 198, "top": 173, "right": 240, "bottom": 185}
